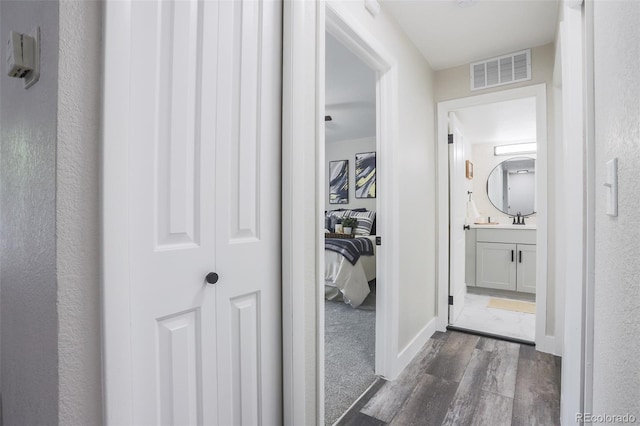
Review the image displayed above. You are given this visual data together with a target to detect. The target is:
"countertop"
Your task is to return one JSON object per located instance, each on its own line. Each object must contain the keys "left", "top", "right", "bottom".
{"left": 469, "top": 223, "right": 537, "bottom": 230}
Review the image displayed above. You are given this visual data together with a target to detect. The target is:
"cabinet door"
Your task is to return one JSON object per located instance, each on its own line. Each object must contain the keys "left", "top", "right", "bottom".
{"left": 516, "top": 244, "right": 537, "bottom": 294}
{"left": 476, "top": 242, "right": 517, "bottom": 291}
{"left": 465, "top": 229, "right": 476, "bottom": 286}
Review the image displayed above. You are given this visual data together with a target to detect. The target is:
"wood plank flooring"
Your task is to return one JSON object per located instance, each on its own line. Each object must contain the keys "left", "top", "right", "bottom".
{"left": 337, "top": 331, "right": 561, "bottom": 426}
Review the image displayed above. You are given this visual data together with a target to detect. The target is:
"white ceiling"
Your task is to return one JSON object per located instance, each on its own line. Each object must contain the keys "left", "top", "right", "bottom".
{"left": 381, "top": 0, "right": 560, "bottom": 70}
{"left": 325, "top": 33, "right": 376, "bottom": 143}
{"left": 454, "top": 97, "right": 536, "bottom": 144}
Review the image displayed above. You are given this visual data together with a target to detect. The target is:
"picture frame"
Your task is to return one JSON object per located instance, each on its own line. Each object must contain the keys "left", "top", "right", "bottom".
{"left": 355, "top": 152, "right": 376, "bottom": 198}
{"left": 329, "top": 160, "right": 349, "bottom": 204}
{"left": 465, "top": 160, "right": 474, "bottom": 179}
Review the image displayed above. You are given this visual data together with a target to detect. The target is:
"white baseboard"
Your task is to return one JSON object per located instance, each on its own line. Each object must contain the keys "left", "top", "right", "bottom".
{"left": 393, "top": 317, "right": 437, "bottom": 379}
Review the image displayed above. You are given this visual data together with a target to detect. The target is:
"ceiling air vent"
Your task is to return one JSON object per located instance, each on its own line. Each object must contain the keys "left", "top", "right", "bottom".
{"left": 470, "top": 49, "right": 531, "bottom": 91}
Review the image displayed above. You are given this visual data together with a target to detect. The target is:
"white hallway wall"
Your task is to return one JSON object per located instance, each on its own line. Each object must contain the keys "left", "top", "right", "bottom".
{"left": 592, "top": 0, "right": 640, "bottom": 416}
{"left": 57, "top": 0, "right": 103, "bottom": 423}
{"left": 341, "top": 0, "right": 437, "bottom": 351}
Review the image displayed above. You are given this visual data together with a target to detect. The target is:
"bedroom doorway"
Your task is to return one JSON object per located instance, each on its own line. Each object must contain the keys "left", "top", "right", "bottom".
{"left": 323, "top": 30, "right": 380, "bottom": 425}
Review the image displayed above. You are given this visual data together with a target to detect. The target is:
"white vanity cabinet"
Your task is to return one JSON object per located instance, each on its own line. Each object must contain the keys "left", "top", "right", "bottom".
{"left": 469, "top": 228, "right": 536, "bottom": 294}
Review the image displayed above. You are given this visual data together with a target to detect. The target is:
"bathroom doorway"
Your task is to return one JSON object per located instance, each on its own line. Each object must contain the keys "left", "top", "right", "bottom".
{"left": 437, "top": 84, "right": 551, "bottom": 349}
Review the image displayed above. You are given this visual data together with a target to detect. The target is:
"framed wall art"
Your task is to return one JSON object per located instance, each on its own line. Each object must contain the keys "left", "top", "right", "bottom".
{"left": 355, "top": 152, "right": 376, "bottom": 198}
{"left": 329, "top": 160, "right": 349, "bottom": 204}
{"left": 466, "top": 160, "right": 474, "bottom": 179}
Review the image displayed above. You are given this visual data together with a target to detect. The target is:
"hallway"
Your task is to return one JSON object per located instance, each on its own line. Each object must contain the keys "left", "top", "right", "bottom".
{"left": 336, "top": 331, "right": 560, "bottom": 425}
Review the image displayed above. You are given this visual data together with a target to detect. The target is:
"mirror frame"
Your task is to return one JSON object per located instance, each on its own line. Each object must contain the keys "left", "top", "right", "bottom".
{"left": 485, "top": 156, "right": 536, "bottom": 216}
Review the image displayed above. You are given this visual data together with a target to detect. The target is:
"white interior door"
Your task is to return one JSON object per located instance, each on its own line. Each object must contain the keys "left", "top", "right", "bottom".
{"left": 103, "top": 1, "right": 282, "bottom": 424}
{"left": 448, "top": 112, "right": 467, "bottom": 323}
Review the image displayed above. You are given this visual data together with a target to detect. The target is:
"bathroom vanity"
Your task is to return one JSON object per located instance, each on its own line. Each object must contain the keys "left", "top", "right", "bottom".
{"left": 465, "top": 225, "right": 536, "bottom": 294}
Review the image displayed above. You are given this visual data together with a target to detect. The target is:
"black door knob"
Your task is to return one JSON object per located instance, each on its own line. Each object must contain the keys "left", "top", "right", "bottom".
{"left": 205, "top": 272, "right": 219, "bottom": 284}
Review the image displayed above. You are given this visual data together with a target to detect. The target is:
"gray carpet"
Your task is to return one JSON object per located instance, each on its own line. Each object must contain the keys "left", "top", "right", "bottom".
{"left": 325, "top": 289, "right": 376, "bottom": 425}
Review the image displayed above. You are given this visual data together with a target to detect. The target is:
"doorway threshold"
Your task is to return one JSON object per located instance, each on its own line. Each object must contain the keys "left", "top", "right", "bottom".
{"left": 446, "top": 325, "right": 535, "bottom": 346}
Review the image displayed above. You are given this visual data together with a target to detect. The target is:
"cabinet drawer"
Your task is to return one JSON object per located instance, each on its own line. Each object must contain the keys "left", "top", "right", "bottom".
{"left": 476, "top": 229, "right": 536, "bottom": 244}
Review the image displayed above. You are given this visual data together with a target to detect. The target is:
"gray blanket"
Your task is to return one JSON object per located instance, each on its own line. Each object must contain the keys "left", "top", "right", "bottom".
{"left": 325, "top": 237, "right": 374, "bottom": 265}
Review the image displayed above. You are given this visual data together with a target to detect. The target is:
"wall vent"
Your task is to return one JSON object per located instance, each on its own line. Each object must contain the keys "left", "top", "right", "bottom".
{"left": 470, "top": 49, "right": 531, "bottom": 91}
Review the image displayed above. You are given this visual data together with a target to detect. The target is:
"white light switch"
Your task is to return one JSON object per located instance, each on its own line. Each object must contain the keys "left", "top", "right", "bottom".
{"left": 604, "top": 158, "right": 618, "bottom": 217}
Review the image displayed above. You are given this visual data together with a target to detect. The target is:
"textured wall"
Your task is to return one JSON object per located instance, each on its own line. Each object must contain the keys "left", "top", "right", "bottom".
{"left": 592, "top": 0, "right": 640, "bottom": 417}
{"left": 0, "top": 1, "right": 60, "bottom": 423}
{"left": 57, "top": 0, "right": 103, "bottom": 424}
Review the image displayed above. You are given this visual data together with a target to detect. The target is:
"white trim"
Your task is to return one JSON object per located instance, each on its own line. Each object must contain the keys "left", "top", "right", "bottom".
{"left": 582, "top": 0, "right": 596, "bottom": 415}
{"left": 316, "top": 4, "right": 326, "bottom": 423}
{"left": 552, "top": 22, "right": 566, "bottom": 358}
{"left": 559, "top": 1, "right": 587, "bottom": 423}
{"left": 323, "top": 0, "right": 400, "bottom": 383}
{"left": 395, "top": 318, "right": 437, "bottom": 378}
{"left": 283, "top": 1, "right": 402, "bottom": 423}
{"left": 559, "top": 0, "right": 593, "bottom": 423}
{"left": 101, "top": 2, "right": 134, "bottom": 424}
{"left": 282, "top": 1, "right": 318, "bottom": 424}
{"left": 436, "top": 84, "right": 554, "bottom": 353}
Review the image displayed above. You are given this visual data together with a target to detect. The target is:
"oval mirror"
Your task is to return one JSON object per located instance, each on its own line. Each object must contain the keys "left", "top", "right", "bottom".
{"left": 486, "top": 157, "right": 536, "bottom": 216}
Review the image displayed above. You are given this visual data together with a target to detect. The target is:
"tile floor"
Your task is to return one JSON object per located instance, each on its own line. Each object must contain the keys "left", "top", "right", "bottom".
{"left": 451, "top": 292, "right": 535, "bottom": 342}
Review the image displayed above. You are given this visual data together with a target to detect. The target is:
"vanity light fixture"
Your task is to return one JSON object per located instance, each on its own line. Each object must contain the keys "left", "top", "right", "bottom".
{"left": 494, "top": 142, "right": 537, "bottom": 156}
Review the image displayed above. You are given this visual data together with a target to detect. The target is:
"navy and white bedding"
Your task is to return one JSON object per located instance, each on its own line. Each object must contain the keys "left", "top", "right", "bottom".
{"left": 325, "top": 237, "right": 374, "bottom": 265}
{"left": 325, "top": 235, "right": 376, "bottom": 308}
{"left": 324, "top": 209, "right": 377, "bottom": 308}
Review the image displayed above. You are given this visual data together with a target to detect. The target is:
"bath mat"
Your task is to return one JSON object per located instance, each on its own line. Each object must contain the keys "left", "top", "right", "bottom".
{"left": 487, "top": 298, "right": 536, "bottom": 314}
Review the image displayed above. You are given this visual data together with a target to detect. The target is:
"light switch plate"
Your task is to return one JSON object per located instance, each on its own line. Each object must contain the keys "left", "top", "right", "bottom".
{"left": 24, "top": 27, "right": 40, "bottom": 89}
{"left": 5, "top": 27, "right": 40, "bottom": 88}
{"left": 604, "top": 158, "right": 618, "bottom": 217}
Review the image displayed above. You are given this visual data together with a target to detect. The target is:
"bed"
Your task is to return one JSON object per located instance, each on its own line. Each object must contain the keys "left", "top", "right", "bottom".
{"left": 325, "top": 235, "right": 376, "bottom": 308}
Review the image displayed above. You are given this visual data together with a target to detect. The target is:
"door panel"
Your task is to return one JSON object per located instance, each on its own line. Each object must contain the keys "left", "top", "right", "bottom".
{"left": 129, "top": 1, "right": 216, "bottom": 423}
{"left": 215, "top": 0, "right": 282, "bottom": 424}
{"left": 516, "top": 244, "right": 537, "bottom": 294}
{"left": 449, "top": 112, "right": 467, "bottom": 322}
{"left": 154, "top": 0, "right": 203, "bottom": 249}
{"left": 157, "top": 309, "right": 202, "bottom": 425}
{"left": 113, "top": 0, "right": 282, "bottom": 424}
{"left": 476, "top": 242, "right": 517, "bottom": 291}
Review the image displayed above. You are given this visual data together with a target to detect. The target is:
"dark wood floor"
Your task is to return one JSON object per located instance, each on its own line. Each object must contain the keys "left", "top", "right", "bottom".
{"left": 336, "top": 331, "right": 561, "bottom": 426}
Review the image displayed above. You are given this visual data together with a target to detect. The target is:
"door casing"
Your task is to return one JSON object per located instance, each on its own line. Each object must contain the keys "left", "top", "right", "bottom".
{"left": 436, "top": 84, "right": 553, "bottom": 353}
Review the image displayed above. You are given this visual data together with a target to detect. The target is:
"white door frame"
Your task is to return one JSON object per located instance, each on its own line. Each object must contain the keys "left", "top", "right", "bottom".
{"left": 102, "top": 2, "right": 135, "bottom": 422}
{"left": 559, "top": 0, "right": 595, "bottom": 422}
{"left": 435, "top": 84, "right": 554, "bottom": 353}
{"left": 283, "top": 1, "right": 400, "bottom": 424}
{"left": 324, "top": 0, "right": 399, "bottom": 378}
